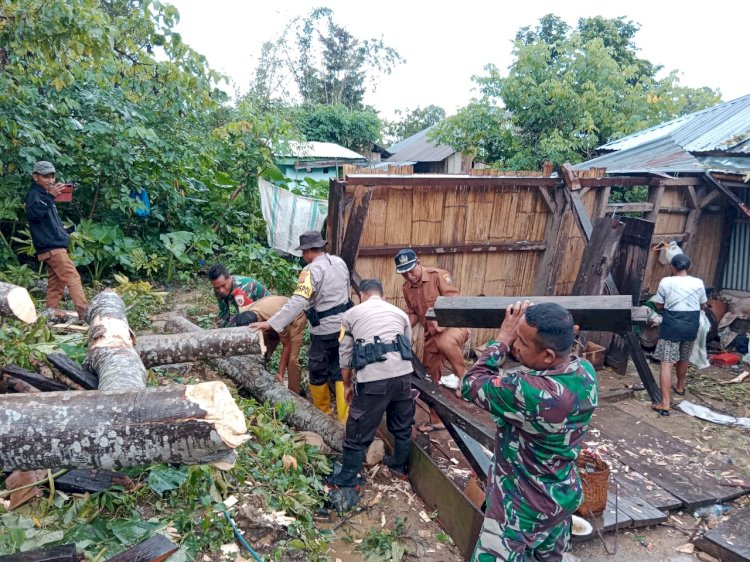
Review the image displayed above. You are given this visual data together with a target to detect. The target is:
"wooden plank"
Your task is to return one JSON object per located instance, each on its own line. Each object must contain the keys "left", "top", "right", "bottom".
{"left": 591, "top": 405, "right": 750, "bottom": 509}
{"left": 531, "top": 186, "right": 568, "bottom": 295}
{"left": 705, "top": 173, "right": 750, "bottom": 218}
{"left": 0, "top": 365, "right": 69, "bottom": 392}
{"left": 605, "top": 203, "right": 655, "bottom": 213}
{"left": 608, "top": 480, "right": 667, "bottom": 526}
{"left": 431, "top": 295, "right": 634, "bottom": 332}
{"left": 694, "top": 507, "right": 750, "bottom": 562}
{"left": 46, "top": 353, "right": 98, "bottom": 390}
{"left": 327, "top": 179, "right": 345, "bottom": 255}
{"left": 651, "top": 233, "right": 686, "bottom": 243}
{"left": 594, "top": 185, "right": 611, "bottom": 218}
{"left": 715, "top": 205, "right": 737, "bottom": 289}
{"left": 537, "top": 186, "right": 555, "bottom": 214}
{"left": 644, "top": 184, "right": 665, "bottom": 222}
{"left": 358, "top": 241, "right": 546, "bottom": 257}
{"left": 105, "top": 534, "right": 179, "bottom": 562}
{"left": 660, "top": 206, "right": 692, "bottom": 215}
{"left": 572, "top": 218, "right": 625, "bottom": 296}
{"left": 700, "top": 188, "right": 723, "bottom": 209}
{"left": 624, "top": 332, "right": 662, "bottom": 404}
{"left": 561, "top": 163, "right": 582, "bottom": 191}
{"left": 613, "top": 464, "right": 682, "bottom": 511}
{"left": 0, "top": 546, "right": 77, "bottom": 562}
{"left": 55, "top": 469, "right": 114, "bottom": 494}
{"left": 338, "top": 186, "right": 373, "bottom": 272}
{"left": 578, "top": 176, "right": 652, "bottom": 188}
{"left": 686, "top": 185, "right": 700, "bottom": 209}
{"left": 347, "top": 175, "right": 562, "bottom": 188}
{"left": 649, "top": 176, "right": 703, "bottom": 186}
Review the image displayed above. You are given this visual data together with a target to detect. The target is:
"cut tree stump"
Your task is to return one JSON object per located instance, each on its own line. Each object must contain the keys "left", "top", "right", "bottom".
{"left": 85, "top": 290, "right": 146, "bottom": 391}
{"left": 0, "top": 381, "right": 248, "bottom": 472}
{"left": 135, "top": 327, "right": 265, "bottom": 368}
{"left": 0, "top": 365, "right": 69, "bottom": 392}
{"left": 46, "top": 353, "right": 98, "bottom": 390}
{"left": 0, "top": 281, "right": 37, "bottom": 324}
{"left": 165, "top": 315, "right": 345, "bottom": 453}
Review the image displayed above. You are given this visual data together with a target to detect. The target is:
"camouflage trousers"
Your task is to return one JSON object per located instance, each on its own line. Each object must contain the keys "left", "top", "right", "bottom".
{"left": 471, "top": 516, "right": 571, "bottom": 562}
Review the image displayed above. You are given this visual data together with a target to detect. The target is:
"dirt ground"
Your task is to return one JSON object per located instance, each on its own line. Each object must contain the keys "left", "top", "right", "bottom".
{"left": 158, "top": 287, "right": 749, "bottom": 561}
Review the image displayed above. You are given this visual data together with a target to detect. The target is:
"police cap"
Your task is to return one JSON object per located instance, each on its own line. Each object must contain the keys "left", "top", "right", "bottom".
{"left": 394, "top": 248, "right": 418, "bottom": 273}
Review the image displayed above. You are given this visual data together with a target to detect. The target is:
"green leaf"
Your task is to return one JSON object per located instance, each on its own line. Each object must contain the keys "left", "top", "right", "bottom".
{"left": 147, "top": 465, "right": 189, "bottom": 495}
{"left": 20, "top": 529, "right": 65, "bottom": 552}
{"left": 288, "top": 539, "right": 306, "bottom": 550}
{"left": 108, "top": 519, "right": 159, "bottom": 544}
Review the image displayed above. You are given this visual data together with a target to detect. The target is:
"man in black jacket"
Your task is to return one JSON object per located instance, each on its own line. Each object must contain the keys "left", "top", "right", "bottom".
{"left": 25, "top": 161, "right": 88, "bottom": 320}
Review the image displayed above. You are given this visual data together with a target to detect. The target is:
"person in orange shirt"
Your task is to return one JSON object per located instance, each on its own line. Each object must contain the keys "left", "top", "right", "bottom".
{"left": 396, "top": 249, "right": 469, "bottom": 433}
{"left": 234, "top": 295, "right": 306, "bottom": 395}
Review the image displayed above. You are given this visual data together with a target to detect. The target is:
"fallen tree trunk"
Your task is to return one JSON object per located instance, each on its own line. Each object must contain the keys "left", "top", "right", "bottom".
{"left": 85, "top": 290, "right": 146, "bottom": 391}
{"left": 135, "top": 327, "right": 266, "bottom": 368}
{"left": 0, "top": 365, "right": 69, "bottom": 392}
{"left": 46, "top": 353, "right": 98, "bottom": 390}
{"left": 0, "top": 381, "right": 248, "bottom": 472}
{"left": 0, "top": 281, "right": 37, "bottom": 324}
{"left": 165, "top": 315, "right": 345, "bottom": 452}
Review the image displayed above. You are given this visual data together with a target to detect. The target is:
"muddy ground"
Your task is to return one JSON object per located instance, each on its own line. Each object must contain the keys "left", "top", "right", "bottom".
{"left": 158, "top": 286, "right": 749, "bottom": 561}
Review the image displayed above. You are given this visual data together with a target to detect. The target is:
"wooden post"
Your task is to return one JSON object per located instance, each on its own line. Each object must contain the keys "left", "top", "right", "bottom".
{"left": 338, "top": 185, "right": 373, "bottom": 272}
{"left": 572, "top": 218, "right": 625, "bottom": 296}
{"left": 704, "top": 173, "right": 750, "bottom": 218}
{"left": 644, "top": 182, "right": 666, "bottom": 222}
{"left": 327, "top": 179, "right": 346, "bottom": 255}
{"left": 531, "top": 186, "right": 569, "bottom": 295}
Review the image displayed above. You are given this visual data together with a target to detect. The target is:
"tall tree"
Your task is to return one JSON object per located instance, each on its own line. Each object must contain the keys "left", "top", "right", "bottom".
{"left": 432, "top": 14, "right": 721, "bottom": 168}
{"left": 249, "top": 7, "right": 403, "bottom": 109}
{"left": 384, "top": 105, "right": 446, "bottom": 144}
{"left": 291, "top": 103, "right": 381, "bottom": 153}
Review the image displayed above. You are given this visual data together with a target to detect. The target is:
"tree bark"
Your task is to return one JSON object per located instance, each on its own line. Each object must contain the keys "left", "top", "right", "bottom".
{"left": 135, "top": 327, "right": 266, "bottom": 368}
{"left": 165, "top": 315, "right": 345, "bottom": 453}
{"left": 0, "top": 381, "right": 249, "bottom": 472}
{"left": 84, "top": 290, "right": 147, "bottom": 391}
{"left": 0, "top": 281, "right": 37, "bottom": 324}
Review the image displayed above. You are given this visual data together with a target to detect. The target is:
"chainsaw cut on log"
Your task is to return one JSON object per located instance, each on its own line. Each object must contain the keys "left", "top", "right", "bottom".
{"left": 165, "top": 315, "right": 345, "bottom": 453}
{"left": 85, "top": 290, "right": 146, "bottom": 391}
{"left": 135, "top": 327, "right": 266, "bottom": 368}
{"left": 0, "top": 381, "right": 248, "bottom": 472}
{"left": 0, "top": 281, "right": 37, "bottom": 324}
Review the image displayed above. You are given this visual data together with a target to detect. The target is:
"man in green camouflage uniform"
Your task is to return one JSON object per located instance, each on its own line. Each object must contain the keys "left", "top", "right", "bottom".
{"left": 461, "top": 301, "right": 598, "bottom": 562}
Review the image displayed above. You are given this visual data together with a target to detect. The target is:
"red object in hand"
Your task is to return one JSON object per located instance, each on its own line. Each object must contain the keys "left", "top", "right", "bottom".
{"left": 54, "top": 184, "right": 74, "bottom": 203}
{"left": 710, "top": 352, "right": 740, "bottom": 367}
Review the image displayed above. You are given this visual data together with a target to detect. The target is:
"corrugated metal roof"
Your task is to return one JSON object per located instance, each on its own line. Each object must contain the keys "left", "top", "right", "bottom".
{"left": 276, "top": 141, "right": 366, "bottom": 160}
{"left": 385, "top": 127, "right": 457, "bottom": 163}
{"left": 600, "top": 94, "right": 750, "bottom": 154}
{"left": 574, "top": 136, "right": 707, "bottom": 174}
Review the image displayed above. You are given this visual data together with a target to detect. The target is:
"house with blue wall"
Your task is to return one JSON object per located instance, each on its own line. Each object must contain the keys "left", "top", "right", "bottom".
{"left": 275, "top": 141, "right": 367, "bottom": 186}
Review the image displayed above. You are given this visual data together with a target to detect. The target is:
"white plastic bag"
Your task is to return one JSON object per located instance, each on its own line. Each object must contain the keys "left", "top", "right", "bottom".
{"left": 689, "top": 310, "right": 710, "bottom": 369}
{"left": 658, "top": 240, "right": 683, "bottom": 265}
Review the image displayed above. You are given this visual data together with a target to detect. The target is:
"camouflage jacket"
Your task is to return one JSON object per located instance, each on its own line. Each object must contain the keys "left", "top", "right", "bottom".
{"left": 461, "top": 341, "right": 598, "bottom": 531}
{"left": 216, "top": 275, "right": 271, "bottom": 327}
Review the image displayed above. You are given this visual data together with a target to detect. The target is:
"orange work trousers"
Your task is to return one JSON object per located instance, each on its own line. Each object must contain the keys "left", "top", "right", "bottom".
{"left": 42, "top": 250, "right": 88, "bottom": 319}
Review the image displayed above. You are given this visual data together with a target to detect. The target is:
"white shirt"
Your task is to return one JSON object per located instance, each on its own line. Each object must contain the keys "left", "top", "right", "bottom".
{"left": 651, "top": 275, "right": 707, "bottom": 312}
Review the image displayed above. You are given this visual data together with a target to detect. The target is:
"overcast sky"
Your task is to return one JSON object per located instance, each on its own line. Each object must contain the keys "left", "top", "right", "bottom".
{"left": 169, "top": 0, "right": 749, "bottom": 119}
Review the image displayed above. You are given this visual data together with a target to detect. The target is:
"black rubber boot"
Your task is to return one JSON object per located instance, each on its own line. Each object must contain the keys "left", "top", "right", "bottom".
{"left": 326, "top": 449, "right": 365, "bottom": 488}
{"left": 385, "top": 439, "right": 411, "bottom": 476}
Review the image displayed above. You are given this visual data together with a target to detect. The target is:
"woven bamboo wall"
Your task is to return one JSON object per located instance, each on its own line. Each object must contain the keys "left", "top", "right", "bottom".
{"left": 343, "top": 179, "right": 552, "bottom": 347}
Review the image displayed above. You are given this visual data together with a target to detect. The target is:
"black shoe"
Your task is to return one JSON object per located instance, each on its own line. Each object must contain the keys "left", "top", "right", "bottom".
{"left": 326, "top": 449, "right": 365, "bottom": 488}
{"left": 385, "top": 439, "right": 411, "bottom": 476}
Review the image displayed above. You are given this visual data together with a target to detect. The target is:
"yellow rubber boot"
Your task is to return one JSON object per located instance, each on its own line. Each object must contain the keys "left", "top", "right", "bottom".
{"left": 309, "top": 383, "right": 332, "bottom": 415}
{"left": 335, "top": 381, "right": 349, "bottom": 423}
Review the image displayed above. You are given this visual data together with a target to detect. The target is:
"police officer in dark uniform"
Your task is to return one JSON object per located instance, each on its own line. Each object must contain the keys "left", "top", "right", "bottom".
{"left": 327, "top": 278, "right": 416, "bottom": 489}
{"left": 252, "top": 231, "right": 351, "bottom": 421}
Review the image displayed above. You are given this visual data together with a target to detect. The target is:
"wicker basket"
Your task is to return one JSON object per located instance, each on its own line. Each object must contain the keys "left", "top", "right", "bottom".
{"left": 576, "top": 451, "right": 610, "bottom": 516}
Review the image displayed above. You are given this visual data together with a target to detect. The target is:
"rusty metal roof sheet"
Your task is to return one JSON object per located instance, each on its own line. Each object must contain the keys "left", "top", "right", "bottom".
{"left": 576, "top": 136, "right": 707, "bottom": 174}
{"left": 386, "top": 127, "right": 456, "bottom": 163}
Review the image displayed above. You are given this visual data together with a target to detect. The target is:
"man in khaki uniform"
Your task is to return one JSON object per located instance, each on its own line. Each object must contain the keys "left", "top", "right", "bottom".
{"left": 396, "top": 248, "right": 468, "bottom": 433}
{"left": 251, "top": 231, "right": 351, "bottom": 421}
{"left": 327, "top": 278, "right": 415, "bottom": 493}
{"left": 237, "top": 296, "right": 306, "bottom": 395}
